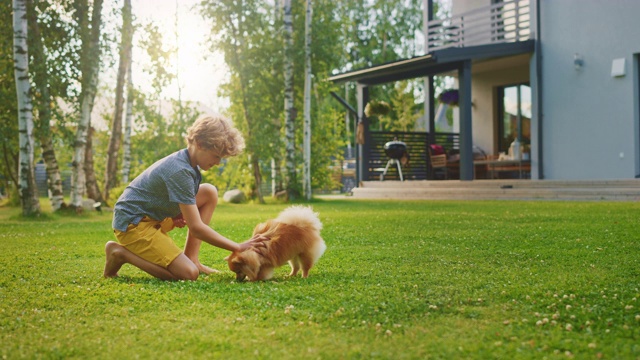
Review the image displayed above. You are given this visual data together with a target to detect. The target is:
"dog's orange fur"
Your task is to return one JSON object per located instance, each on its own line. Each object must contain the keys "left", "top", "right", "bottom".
{"left": 225, "top": 206, "right": 326, "bottom": 281}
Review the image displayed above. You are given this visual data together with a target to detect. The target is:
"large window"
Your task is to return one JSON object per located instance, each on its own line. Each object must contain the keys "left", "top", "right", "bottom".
{"left": 498, "top": 83, "right": 531, "bottom": 155}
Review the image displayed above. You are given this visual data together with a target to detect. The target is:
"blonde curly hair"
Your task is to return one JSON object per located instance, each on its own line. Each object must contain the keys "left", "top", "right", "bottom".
{"left": 186, "top": 115, "right": 245, "bottom": 157}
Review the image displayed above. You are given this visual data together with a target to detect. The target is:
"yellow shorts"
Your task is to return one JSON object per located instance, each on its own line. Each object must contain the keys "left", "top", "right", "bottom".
{"left": 114, "top": 217, "right": 182, "bottom": 268}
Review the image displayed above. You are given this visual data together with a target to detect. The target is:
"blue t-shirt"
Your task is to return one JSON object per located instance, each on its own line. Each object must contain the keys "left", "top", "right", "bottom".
{"left": 112, "top": 148, "right": 202, "bottom": 232}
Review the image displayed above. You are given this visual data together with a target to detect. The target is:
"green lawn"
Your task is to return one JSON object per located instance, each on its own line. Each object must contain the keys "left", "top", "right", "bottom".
{"left": 1, "top": 199, "right": 638, "bottom": 359}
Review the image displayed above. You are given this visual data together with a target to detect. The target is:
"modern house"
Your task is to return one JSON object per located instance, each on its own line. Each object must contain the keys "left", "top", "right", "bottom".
{"left": 329, "top": 0, "right": 640, "bottom": 189}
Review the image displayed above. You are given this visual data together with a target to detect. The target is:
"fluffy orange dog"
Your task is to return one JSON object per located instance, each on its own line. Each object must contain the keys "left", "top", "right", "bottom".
{"left": 225, "top": 206, "right": 326, "bottom": 281}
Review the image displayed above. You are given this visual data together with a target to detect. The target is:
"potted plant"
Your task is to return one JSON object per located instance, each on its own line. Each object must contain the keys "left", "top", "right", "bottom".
{"left": 364, "top": 100, "right": 391, "bottom": 117}
{"left": 438, "top": 89, "right": 459, "bottom": 106}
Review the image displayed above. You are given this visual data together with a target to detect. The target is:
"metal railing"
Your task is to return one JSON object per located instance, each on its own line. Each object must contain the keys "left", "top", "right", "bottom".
{"left": 427, "top": 0, "right": 530, "bottom": 52}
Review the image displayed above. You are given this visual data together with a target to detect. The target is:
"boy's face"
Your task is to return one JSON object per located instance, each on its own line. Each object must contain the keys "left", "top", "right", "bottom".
{"left": 198, "top": 148, "right": 223, "bottom": 171}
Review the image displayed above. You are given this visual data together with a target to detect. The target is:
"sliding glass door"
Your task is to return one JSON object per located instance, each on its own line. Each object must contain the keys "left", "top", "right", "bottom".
{"left": 498, "top": 83, "right": 531, "bottom": 157}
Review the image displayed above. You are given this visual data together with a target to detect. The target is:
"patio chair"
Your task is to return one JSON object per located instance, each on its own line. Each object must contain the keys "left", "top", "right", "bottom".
{"left": 429, "top": 145, "right": 448, "bottom": 180}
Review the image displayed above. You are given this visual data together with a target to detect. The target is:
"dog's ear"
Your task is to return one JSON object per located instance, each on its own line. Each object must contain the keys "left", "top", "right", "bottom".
{"left": 231, "top": 257, "right": 243, "bottom": 264}
{"left": 224, "top": 255, "right": 230, "bottom": 261}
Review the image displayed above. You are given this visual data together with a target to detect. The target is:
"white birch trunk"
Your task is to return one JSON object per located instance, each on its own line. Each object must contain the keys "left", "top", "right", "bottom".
{"left": 122, "top": 59, "right": 133, "bottom": 184}
{"left": 283, "top": 0, "right": 296, "bottom": 199}
{"left": 70, "top": 0, "right": 103, "bottom": 208}
{"left": 70, "top": 94, "right": 90, "bottom": 207}
{"left": 13, "top": 0, "right": 40, "bottom": 215}
{"left": 302, "top": 0, "right": 312, "bottom": 200}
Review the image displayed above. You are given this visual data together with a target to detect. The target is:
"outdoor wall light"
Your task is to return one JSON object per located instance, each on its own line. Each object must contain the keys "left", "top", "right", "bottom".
{"left": 574, "top": 53, "right": 584, "bottom": 70}
{"left": 611, "top": 58, "right": 626, "bottom": 77}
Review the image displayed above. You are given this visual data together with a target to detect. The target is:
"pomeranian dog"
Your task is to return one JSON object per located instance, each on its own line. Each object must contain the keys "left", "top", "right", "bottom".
{"left": 225, "top": 206, "right": 326, "bottom": 281}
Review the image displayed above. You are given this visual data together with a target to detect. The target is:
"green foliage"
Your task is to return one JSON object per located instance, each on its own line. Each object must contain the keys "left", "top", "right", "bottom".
{"left": 107, "top": 184, "right": 127, "bottom": 206}
{"left": 137, "top": 22, "right": 175, "bottom": 96}
{"left": 201, "top": 155, "right": 253, "bottom": 197}
{"left": 200, "top": 0, "right": 285, "bottom": 200}
{"left": 309, "top": 81, "right": 350, "bottom": 191}
{"left": 333, "top": 0, "right": 426, "bottom": 134}
{"left": 123, "top": 91, "right": 203, "bottom": 181}
{"left": 379, "top": 81, "right": 421, "bottom": 132}
{"left": 1, "top": 200, "right": 639, "bottom": 358}
{"left": 0, "top": 0, "right": 18, "bottom": 196}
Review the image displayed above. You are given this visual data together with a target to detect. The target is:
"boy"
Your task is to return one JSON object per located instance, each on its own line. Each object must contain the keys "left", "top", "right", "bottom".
{"left": 104, "top": 115, "right": 261, "bottom": 280}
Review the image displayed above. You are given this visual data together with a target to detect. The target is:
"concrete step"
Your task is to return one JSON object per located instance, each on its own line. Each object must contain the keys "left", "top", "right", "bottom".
{"left": 352, "top": 179, "right": 640, "bottom": 201}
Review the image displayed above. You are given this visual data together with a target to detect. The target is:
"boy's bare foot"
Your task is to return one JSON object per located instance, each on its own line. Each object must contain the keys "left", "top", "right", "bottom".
{"left": 104, "top": 241, "right": 126, "bottom": 278}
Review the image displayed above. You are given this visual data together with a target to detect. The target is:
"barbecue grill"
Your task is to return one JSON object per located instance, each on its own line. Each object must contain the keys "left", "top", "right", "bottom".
{"left": 380, "top": 140, "right": 407, "bottom": 181}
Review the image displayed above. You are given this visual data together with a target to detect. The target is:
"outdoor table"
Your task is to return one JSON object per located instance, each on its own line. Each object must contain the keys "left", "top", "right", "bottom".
{"left": 473, "top": 159, "right": 531, "bottom": 179}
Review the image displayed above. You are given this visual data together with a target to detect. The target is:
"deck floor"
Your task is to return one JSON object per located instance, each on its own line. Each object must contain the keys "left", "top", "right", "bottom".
{"left": 346, "top": 179, "right": 640, "bottom": 201}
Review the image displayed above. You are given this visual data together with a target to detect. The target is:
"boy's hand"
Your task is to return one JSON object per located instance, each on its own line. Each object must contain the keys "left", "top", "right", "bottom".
{"left": 172, "top": 214, "right": 186, "bottom": 228}
{"left": 237, "top": 234, "right": 269, "bottom": 253}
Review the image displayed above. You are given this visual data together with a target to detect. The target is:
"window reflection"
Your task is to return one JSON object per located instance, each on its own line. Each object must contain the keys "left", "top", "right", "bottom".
{"left": 499, "top": 84, "right": 531, "bottom": 155}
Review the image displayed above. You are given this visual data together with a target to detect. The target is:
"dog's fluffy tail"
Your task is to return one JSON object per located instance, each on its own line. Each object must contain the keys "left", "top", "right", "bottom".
{"left": 275, "top": 205, "right": 323, "bottom": 232}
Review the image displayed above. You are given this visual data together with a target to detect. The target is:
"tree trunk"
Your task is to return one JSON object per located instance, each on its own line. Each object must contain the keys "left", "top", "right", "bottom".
{"left": 251, "top": 156, "right": 264, "bottom": 203}
{"left": 302, "top": 0, "right": 312, "bottom": 200}
{"left": 121, "top": 57, "right": 134, "bottom": 185}
{"left": 283, "top": 0, "right": 297, "bottom": 200}
{"left": 104, "top": 0, "right": 132, "bottom": 203}
{"left": 70, "top": 0, "right": 103, "bottom": 208}
{"left": 12, "top": 0, "right": 40, "bottom": 216}
{"left": 41, "top": 139, "right": 65, "bottom": 210}
{"left": 84, "top": 126, "right": 104, "bottom": 203}
{"left": 28, "top": 0, "right": 65, "bottom": 211}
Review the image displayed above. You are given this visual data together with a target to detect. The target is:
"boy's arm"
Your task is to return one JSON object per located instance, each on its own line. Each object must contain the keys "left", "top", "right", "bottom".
{"left": 178, "top": 203, "right": 264, "bottom": 252}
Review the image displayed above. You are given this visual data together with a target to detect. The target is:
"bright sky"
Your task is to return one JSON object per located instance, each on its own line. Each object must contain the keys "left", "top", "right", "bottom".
{"left": 130, "top": 0, "right": 228, "bottom": 110}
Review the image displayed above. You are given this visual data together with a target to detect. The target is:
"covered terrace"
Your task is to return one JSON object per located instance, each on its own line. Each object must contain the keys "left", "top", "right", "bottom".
{"left": 329, "top": 39, "right": 534, "bottom": 184}
{"left": 328, "top": 0, "right": 537, "bottom": 186}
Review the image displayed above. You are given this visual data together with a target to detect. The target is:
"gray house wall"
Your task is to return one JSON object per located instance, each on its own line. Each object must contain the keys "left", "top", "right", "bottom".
{"left": 540, "top": 0, "right": 640, "bottom": 179}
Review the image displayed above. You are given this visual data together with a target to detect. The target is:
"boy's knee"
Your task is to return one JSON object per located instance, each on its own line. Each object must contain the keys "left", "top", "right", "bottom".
{"left": 199, "top": 183, "right": 218, "bottom": 200}
{"left": 182, "top": 267, "right": 200, "bottom": 281}
{"left": 175, "top": 264, "right": 199, "bottom": 281}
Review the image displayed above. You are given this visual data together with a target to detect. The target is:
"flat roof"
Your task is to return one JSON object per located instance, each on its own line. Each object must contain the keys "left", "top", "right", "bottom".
{"left": 328, "top": 40, "right": 535, "bottom": 85}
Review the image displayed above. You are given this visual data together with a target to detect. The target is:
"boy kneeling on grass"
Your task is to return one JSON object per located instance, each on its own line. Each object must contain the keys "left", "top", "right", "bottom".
{"left": 104, "top": 115, "right": 264, "bottom": 281}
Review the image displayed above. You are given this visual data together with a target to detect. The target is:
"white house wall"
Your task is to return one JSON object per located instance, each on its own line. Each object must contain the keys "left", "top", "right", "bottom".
{"left": 540, "top": 0, "right": 640, "bottom": 179}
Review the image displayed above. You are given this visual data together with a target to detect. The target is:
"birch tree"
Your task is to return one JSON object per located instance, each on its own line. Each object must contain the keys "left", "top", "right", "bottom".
{"left": 28, "top": 0, "right": 66, "bottom": 211}
{"left": 121, "top": 59, "right": 133, "bottom": 184}
{"left": 70, "top": 0, "right": 103, "bottom": 208}
{"left": 12, "top": 0, "right": 40, "bottom": 216}
{"left": 282, "top": 0, "right": 297, "bottom": 200}
{"left": 104, "top": 0, "right": 132, "bottom": 203}
{"left": 302, "top": 0, "right": 312, "bottom": 200}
